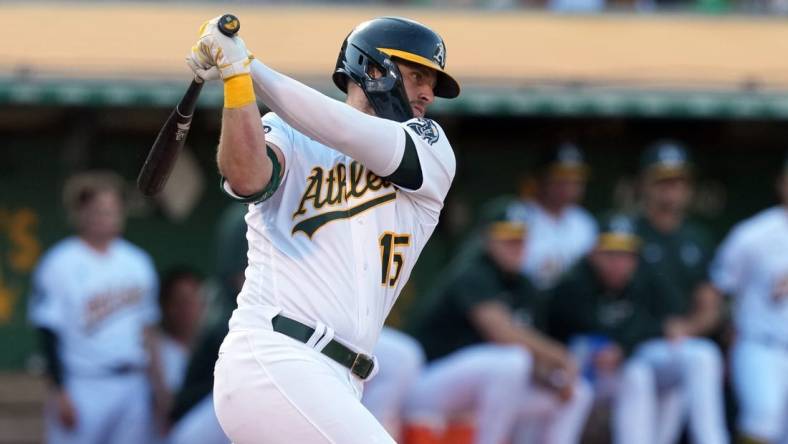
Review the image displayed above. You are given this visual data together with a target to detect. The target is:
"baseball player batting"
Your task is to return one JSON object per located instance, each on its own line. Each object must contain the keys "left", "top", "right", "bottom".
{"left": 710, "top": 153, "right": 788, "bottom": 444}
{"left": 186, "top": 15, "right": 459, "bottom": 443}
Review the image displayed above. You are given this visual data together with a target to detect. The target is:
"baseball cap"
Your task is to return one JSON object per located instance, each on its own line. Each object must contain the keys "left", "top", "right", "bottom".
{"left": 539, "top": 142, "right": 589, "bottom": 180}
{"left": 640, "top": 140, "right": 692, "bottom": 181}
{"left": 595, "top": 214, "right": 641, "bottom": 253}
{"left": 479, "top": 198, "right": 527, "bottom": 241}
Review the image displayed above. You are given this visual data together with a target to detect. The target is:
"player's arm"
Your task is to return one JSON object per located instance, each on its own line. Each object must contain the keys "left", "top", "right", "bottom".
{"left": 34, "top": 328, "right": 77, "bottom": 429}
{"left": 470, "top": 301, "right": 575, "bottom": 369}
{"left": 217, "top": 102, "right": 285, "bottom": 198}
{"left": 471, "top": 302, "right": 579, "bottom": 400}
{"left": 28, "top": 262, "right": 77, "bottom": 429}
{"left": 144, "top": 325, "right": 171, "bottom": 434}
{"left": 249, "top": 59, "right": 411, "bottom": 178}
{"left": 187, "top": 18, "right": 284, "bottom": 199}
{"left": 665, "top": 283, "right": 723, "bottom": 339}
{"left": 709, "top": 222, "right": 751, "bottom": 296}
{"left": 38, "top": 327, "right": 63, "bottom": 388}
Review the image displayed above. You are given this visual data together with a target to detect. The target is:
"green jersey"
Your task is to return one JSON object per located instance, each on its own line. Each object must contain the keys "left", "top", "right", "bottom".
{"left": 635, "top": 216, "right": 714, "bottom": 312}
{"left": 408, "top": 252, "right": 541, "bottom": 361}
{"left": 548, "top": 259, "right": 684, "bottom": 355}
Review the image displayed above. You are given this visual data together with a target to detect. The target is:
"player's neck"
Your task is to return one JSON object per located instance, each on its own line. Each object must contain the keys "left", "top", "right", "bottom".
{"left": 79, "top": 234, "right": 114, "bottom": 254}
{"left": 168, "top": 329, "right": 193, "bottom": 347}
{"left": 645, "top": 205, "right": 683, "bottom": 233}
{"left": 537, "top": 197, "right": 567, "bottom": 218}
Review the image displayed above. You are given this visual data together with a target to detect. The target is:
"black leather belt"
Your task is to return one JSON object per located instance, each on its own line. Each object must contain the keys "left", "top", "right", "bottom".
{"left": 108, "top": 363, "right": 145, "bottom": 375}
{"left": 271, "top": 315, "right": 375, "bottom": 380}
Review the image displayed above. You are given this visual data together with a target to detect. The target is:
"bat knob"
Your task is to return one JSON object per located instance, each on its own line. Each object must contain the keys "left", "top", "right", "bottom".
{"left": 218, "top": 14, "right": 240, "bottom": 37}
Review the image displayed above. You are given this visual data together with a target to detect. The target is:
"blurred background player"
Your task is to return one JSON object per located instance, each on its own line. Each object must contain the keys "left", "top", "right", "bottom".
{"left": 167, "top": 205, "right": 245, "bottom": 444}
{"left": 362, "top": 327, "right": 426, "bottom": 441}
{"left": 549, "top": 214, "right": 728, "bottom": 444}
{"left": 27, "top": 171, "right": 165, "bottom": 444}
{"left": 635, "top": 141, "right": 723, "bottom": 346}
{"left": 406, "top": 199, "right": 592, "bottom": 444}
{"left": 710, "top": 153, "right": 788, "bottom": 444}
{"left": 634, "top": 141, "right": 728, "bottom": 443}
{"left": 157, "top": 268, "right": 205, "bottom": 413}
{"left": 514, "top": 142, "right": 597, "bottom": 290}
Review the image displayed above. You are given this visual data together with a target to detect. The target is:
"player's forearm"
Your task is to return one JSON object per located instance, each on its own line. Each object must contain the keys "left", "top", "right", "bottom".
{"left": 218, "top": 104, "right": 273, "bottom": 197}
{"left": 686, "top": 283, "right": 723, "bottom": 336}
{"left": 38, "top": 327, "right": 64, "bottom": 388}
{"left": 143, "top": 326, "right": 168, "bottom": 394}
{"left": 249, "top": 59, "right": 404, "bottom": 176}
{"left": 472, "top": 303, "right": 564, "bottom": 359}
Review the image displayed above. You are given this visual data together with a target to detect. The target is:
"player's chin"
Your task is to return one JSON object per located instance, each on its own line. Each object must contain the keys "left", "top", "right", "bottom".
{"left": 411, "top": 105, "right": 426, "bottom": 118}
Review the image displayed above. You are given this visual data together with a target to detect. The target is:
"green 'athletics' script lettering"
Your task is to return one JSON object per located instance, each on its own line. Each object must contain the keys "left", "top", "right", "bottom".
{"left": 291, "top": 161, "right": 395, "bottom": 238}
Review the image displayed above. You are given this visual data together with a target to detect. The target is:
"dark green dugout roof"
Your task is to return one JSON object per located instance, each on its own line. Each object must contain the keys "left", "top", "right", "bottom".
{"left": 3, "top": 78, "right": 788, "bottom": 119}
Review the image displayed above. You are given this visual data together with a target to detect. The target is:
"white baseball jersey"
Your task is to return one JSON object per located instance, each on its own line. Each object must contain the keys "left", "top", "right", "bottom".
{"left": 711, "top": 206, "right": 788, "bottom": 341}
{"left": 28, "top": 236, "right": 159, "bottom": 375}
{"left": 228, "top": 112, "right": 455, "bottom": 353}
{"left": 512, "top": 200, "right": 597, "bottom": 289}
{"left": 160, "top": 334, "right": 189, "bottom": 392}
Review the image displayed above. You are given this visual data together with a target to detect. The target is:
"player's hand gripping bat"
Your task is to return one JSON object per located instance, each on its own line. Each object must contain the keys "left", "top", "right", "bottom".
{"left": 137, "top": 14, "right": 240, "bottom": 197}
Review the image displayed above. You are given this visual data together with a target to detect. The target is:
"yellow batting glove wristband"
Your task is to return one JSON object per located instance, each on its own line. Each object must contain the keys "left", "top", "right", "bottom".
{"left": 224, "top": 74, "right": 255, "bottom": 109}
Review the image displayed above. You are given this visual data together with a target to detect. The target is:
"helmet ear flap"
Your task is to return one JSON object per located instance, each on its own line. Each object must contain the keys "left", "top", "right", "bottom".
{"left": 335, "top": 41, "right": 413, "bottom": 122}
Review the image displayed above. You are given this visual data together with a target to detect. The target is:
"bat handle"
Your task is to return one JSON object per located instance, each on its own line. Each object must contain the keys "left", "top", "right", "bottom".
{"left": 177, "top": 80, "right": 204, "bottom": 119}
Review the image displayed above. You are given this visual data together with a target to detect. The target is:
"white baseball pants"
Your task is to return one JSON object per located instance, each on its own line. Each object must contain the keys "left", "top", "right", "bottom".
{"left": 168, "top": 395, "right": 229, "bottom": 444}
{"left": 213, "top": 328, "right": 395, "bottom": 444}
{"left": 731, "top": 338, "right": 788, "bottom": 442}
{"left": 44, "top": 372, "right": 153, "bottom": 444}
{"left": 405, "top": 344, "right": 593, "bottom": 444}
{"left": 362, "top": 327, "right": 425, "bottom": 439}
{"left": 613, "top": 338, "right": 729, "bottom": 444}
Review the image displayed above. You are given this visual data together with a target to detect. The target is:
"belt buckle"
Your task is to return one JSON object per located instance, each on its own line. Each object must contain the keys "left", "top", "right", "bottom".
{"left": 350, "top": 353, "right": 374, "bottom": 380}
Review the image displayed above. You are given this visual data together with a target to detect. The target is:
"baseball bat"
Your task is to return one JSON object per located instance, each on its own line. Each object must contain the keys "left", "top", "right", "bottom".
{"left": 137, "top": 14, "right": 241, "bottom": 197}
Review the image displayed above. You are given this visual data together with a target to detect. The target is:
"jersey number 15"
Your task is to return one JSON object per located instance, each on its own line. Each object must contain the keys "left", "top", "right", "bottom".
{"left": 379, "top": 232, "right": 410, "bottom": 287}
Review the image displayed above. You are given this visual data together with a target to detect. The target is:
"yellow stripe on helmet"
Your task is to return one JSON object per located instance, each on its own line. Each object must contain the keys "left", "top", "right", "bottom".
{"left": 377, "top": 48, "right": 445, "bottom": 72}
{"left": 596, "top": 233, "right": 641, "bottom": 253}
{"left": 488, "top": 221, "right": 527, "bottom": 240}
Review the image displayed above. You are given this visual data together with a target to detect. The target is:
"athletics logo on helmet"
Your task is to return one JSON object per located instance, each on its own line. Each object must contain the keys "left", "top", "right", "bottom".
{"left": 433, "top": 41, "right": 446, "bottom": 67}
{"left": 333, "top": 17, "right": 460, "bottom": 122}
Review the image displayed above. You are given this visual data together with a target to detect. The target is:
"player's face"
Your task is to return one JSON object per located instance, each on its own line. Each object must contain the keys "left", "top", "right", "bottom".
{"left": 543, "top": 175, "right": 586, "bottom": 208}
{"left": 487, "top": 236, "right": 526, "bottom": 274}
{"left": 590, "top": 249, "right": 639, "bottom": 291}
{"left": 77, "top": 190, "right": 124, "bottom": 240}
{"left": 396, "top": 61, "right": 437, "bottom": 118}
{"left": 643, "top": 176, "right": 692, "bottom": 214}
{"left": 164, "top": 277, "right": 205, "bottom": 339}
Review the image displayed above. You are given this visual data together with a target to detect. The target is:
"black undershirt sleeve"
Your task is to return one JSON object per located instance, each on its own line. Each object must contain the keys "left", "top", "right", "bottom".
{"left": 383, "top": 130, "right": 423, "bottom": 190}
{"left": 39, "top": 327, "right": 63, "bottom": 387}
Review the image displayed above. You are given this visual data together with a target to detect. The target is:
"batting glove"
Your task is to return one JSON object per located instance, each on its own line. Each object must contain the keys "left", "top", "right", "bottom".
{"left": 186, "top": 16, "right": 254, "bottom": 81}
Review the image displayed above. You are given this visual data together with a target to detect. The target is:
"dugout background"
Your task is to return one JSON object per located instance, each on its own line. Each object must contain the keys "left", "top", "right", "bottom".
{"left": 2, "top": 4, "right": 788, "bottom": 370}
{"left": 2, "top": 105, "right": 786, "bottom": 370}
